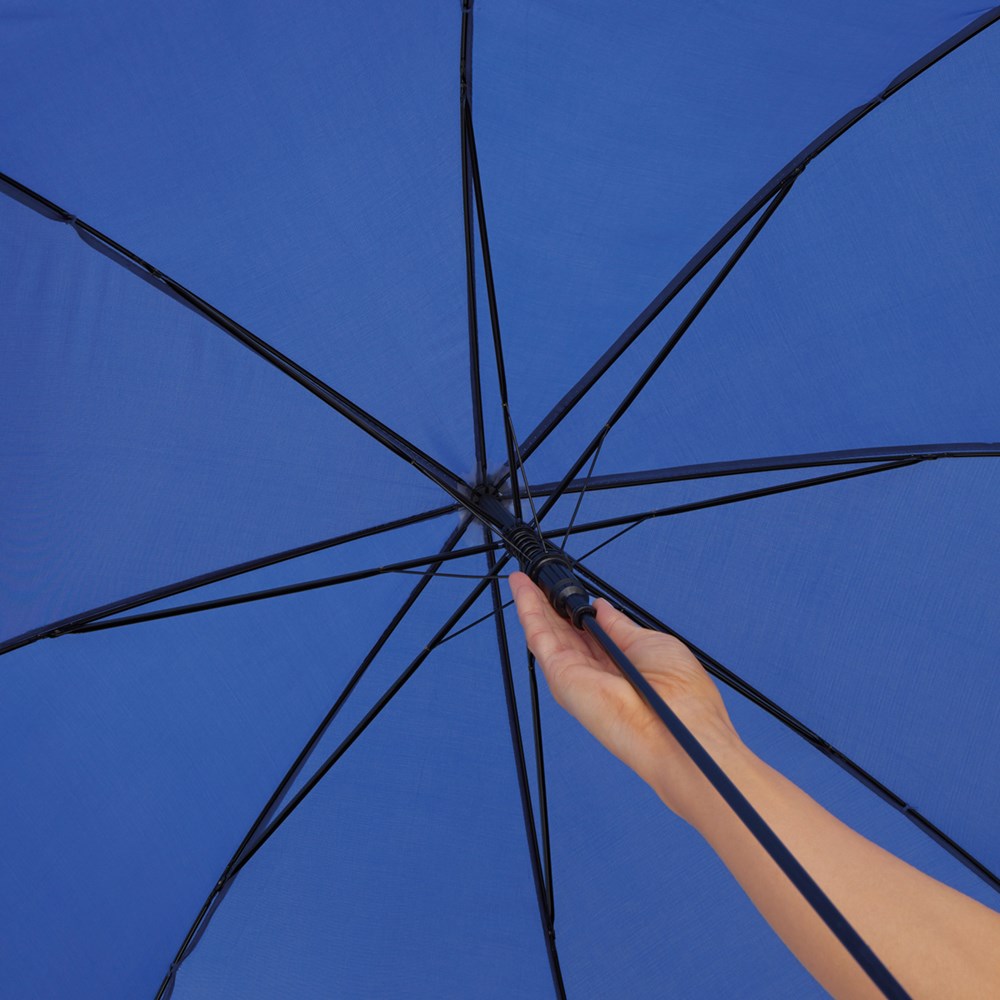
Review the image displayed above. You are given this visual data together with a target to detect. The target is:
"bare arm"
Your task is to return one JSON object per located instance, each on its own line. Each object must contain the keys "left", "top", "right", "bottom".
{"left": 509, "top": 572, "right": 1000, "bottom": 999}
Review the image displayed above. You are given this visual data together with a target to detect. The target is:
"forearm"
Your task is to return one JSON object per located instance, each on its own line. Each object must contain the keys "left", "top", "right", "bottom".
{"left": 661, "top": 741, "right": 1000, "bottom": 999}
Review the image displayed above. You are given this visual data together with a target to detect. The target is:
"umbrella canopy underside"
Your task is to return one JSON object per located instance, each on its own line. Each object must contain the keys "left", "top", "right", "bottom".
{"left": 1, "top": 3, "right": 999, "bottom": 997}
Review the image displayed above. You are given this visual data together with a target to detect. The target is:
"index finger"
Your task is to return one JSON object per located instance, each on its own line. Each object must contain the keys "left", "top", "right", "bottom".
{"left": 508, "top": 571, "right": 589, "bottom": 665}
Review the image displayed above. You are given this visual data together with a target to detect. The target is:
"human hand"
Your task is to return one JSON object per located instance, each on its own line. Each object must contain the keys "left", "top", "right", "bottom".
{"left": 509, "top": 571, "right": 744, "bottom": 821}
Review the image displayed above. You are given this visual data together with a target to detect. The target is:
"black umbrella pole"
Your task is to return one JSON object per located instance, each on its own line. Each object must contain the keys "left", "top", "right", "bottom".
{"left": 474, "top": 495, "right": 909, "bottom": 999}
{"left": 580, "top": 615, "right": 911, "bottom": 999}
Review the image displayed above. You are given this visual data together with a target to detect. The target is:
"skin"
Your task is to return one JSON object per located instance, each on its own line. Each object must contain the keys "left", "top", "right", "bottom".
{"left": 509, "top": 571, "right": 1000, "bottom": 999}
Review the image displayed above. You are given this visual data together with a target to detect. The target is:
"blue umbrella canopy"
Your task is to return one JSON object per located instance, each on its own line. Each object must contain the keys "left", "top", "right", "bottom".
{"left": 2, "top": 2, "right": 999, "bottom": 997}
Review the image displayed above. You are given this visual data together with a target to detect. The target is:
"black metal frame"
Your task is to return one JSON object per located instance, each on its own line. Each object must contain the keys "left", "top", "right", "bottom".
{"left": 2, "top": 6, "right": 999, "bottom": 998}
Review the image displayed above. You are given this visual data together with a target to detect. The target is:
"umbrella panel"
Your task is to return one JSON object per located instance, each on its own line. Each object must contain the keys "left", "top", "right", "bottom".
{"left": 472, "top": 0, "right": 992, "bottom": 451}
{"left": 0, "top": 191, "right": 443, "bottom": 649}
{"left": 607, "top": 19, "right": 1000, "bottom": 474}
{"left": 0, "top": 2, "right": 475, "bottom": 472}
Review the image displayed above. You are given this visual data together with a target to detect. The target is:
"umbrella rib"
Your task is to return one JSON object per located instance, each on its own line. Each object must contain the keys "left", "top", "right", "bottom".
{"left": 506, "top": 7, "right": 1000, "bottom": 469}
{"left": 484, "top": 533, "right": 567, "bottom": 998}
{"left": 559, "top": 433, "right": 606, "bottom": 551}
{"left": 526, "top": 651, "right": 555, "bottom": 921}
{"left": 68, "top": 539, "right": 504, "bottom": 633}
{"left": 573, "top": 563, "right": 1000, "bottom": 897}
{"left": 525, "top": 175, "right": 798, "bottom": 526}
{"left": 516, "top": 443, "right": 1000, "bottom": 498}
{"left": 0, "top": 172, "right": 474, "bottom": 509}
{"left": 0, "top": 503, "right": 459, "bottom": 656}
{"left": 69, "top": 453, "right": 904, "bottom": 636}
{"left": 154, "top": 519, "right": 473, "bottom": 999}
{"left": 71, "top": 455, "right": 915, "bottom": 637}
{"left": 465, "top": 100, "right": 528, "bottom": 520}
{"left": 460, "top": 3, "right": 489, "bottom": 487}
{"left": 437, "top": 598, "right": 515, "bottom": 647}
{"left": 553, "top": 459, "right": 922, "bottom": 553}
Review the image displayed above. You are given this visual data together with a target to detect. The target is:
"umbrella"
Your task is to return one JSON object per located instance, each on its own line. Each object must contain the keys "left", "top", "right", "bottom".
{"left": 2, "top": 2, "right": 999, "bottom": 996}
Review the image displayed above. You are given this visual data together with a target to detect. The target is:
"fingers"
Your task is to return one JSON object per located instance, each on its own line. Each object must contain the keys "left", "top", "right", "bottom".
{"left": 509, "top": 572, "right": 564, "bottom": 665}
{"left": 509, "top": 571, "right": 594, "bottom": 663}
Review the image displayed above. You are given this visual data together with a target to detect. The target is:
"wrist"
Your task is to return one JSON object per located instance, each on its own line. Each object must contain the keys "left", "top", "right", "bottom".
{"left": 648, "top": 722, "right": 756, "bottom": 828}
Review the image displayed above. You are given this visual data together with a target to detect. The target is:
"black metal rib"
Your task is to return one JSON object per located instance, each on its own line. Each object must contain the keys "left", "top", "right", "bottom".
{"left": 526, "top": 651, "right": 555, "bottom": 920}
{"left": 511, "top": 427, "right": 544, "bottom": 530}
{"left": 465, "top": 101, "right": 524, "bottom": 519}
{"left": 0, "top": 172, "right": 477, "bottom": 513}
{"left": 437, "top": 599, "right": 515, "bottom": 647}
{"left": 484, "top": 535, "right": 567, "bottom": 998}
{"left": 573, "top": 563, "right": 1000, "bottom": 897}
{"left": 97, "top": 460, "right": 921, "bottom": 635}
{"left": 71, "top": 538, "right": 503, "bottom": 632}
{"left": 528, "top": 176, "right": 797, "bottom": 525}
{"left": 460, "top": 2, "right": 488, "bottom": 487}
{"left": 0, "top": 503, "right": 458, "bottom": 656}
{"left": 505, "top": 7, "right": 1000, "bottom": 469}
{"left": 217, "top": 552, "right": 513, "bottom": 887}
{"left": 550, "top": 459, "right": 920, "bottom": 552}
{"left": 559, "top": 434, "right": 605, "bottom": 551}
{"left": 154, "top": 519, "right": 471, "bottom": 1000}
{"left": 514, "top": 443, "right": 1000, "bottom": 498}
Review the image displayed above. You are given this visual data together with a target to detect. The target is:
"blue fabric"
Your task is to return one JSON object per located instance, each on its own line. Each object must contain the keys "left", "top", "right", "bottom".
{"left": 0, "top": 193, "right": 443, "bottom": 643}
{"left": 1, "top": 2, "right": 998, "bottom": 998}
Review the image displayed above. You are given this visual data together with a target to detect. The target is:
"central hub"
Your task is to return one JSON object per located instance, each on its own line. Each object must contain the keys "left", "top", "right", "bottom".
{"left": 474, "top": 492, "right": 594, "bottom": 628}
{"left": 501, "top": 523, "right": 595, "bottom": 628}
